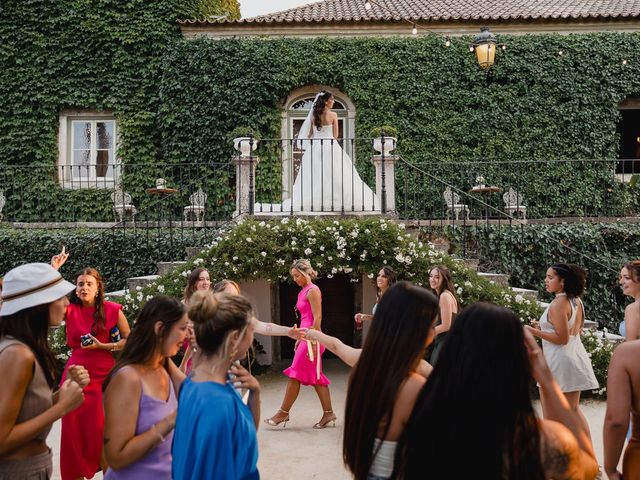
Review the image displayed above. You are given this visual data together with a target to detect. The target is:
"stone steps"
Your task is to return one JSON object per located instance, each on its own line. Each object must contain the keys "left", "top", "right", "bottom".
{"left": 510, "top": 286, "right": 538, "bottom": 302}
{"left": 127, "top": 274, "right": 160, "bottom": 293}
{"left": 477, "top": 271, "right": 509, "bottom": 287}
{"left": 157, "top": 261, "right": 187, "bottom": 276}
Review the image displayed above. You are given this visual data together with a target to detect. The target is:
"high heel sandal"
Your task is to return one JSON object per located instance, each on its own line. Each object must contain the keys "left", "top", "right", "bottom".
{"left": 313, "top": 410, "right": 337, "bottom": 429}
{"left": 264, "top": 409, "right": 290, "bottom": 428}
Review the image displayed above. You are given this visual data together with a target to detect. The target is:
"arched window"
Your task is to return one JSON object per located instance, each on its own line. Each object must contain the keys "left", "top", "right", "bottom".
{"left": 280, "top": 86, "right": 356, "bottom": 198}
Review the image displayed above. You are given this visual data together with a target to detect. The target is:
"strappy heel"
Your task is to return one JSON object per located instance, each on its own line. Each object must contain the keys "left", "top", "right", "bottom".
{"left": 313, "top": 410, "right": 337, "bottom": 429}
{"left": 265, "top": 409, "right": 290, "bottom": 428}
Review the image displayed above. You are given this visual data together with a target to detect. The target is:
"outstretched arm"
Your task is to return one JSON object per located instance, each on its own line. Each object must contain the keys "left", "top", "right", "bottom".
{"left": 254, "top": 320, "right": 296, "bottom": 338}
{"left": 304, "top": 329, "right": 361, "bottom": 367}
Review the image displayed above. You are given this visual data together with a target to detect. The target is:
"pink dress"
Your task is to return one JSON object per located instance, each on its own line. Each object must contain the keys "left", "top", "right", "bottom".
{"left": 283, "top": 283, "right": 330, "bottom": 386}
{"left": 60, "top": 301, "right": 121, "bottom": 480}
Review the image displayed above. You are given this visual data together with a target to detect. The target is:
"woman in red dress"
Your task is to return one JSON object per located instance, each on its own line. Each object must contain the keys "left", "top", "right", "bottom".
{"left": 60, "top": 268, "right": 130, "bottom": 479}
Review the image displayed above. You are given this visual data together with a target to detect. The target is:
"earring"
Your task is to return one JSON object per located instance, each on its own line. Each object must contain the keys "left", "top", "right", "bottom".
{"left": 229, "top": 347, "right": 238, "bottom": 362}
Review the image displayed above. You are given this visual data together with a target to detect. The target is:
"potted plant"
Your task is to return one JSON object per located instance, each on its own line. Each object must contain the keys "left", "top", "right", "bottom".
{"left": 228, "top": 126, "right": 261, "bottom": 157}
{"left": 370, "top": 125, "right": 398, "bottom": 154}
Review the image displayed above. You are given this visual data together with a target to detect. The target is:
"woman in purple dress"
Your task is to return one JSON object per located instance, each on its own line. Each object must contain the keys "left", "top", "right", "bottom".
{"left": 102, "top": 296, "right": 188, "bottom": 479}
{"left": 265, "top": 259, "right": 336, "bottom": 429}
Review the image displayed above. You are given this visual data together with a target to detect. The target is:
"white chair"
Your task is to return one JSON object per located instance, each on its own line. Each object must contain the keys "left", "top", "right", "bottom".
{"left": 184, "top": 187, "right": 207, "bottom": 223}
{"left": 0, "top": 190, "right": 5, "bottom": 221}
{"left": 443, "top": 187, "right": 469, "bottom": 221}
{"left": 502, "top": 188, "right": 527, "bottom": 220}
{"left": 111, "top": 189, "right": 137, "bottom": 222}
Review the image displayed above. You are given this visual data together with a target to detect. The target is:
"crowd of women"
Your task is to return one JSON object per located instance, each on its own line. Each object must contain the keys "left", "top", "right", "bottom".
{"left": 1, "top": 253, "right": 640, "bottom": 480}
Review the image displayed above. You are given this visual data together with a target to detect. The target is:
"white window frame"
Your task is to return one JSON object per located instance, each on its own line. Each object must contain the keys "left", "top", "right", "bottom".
{"left": 58, "top": 110, "right": 120, "bottom": 189}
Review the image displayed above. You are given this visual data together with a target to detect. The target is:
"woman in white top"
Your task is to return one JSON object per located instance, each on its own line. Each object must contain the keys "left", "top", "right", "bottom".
{"left": 342, "top": 282, "right": 439, "bottom": 480}
{"left": 526, "top": 263, "right": 598, "bottom": 442}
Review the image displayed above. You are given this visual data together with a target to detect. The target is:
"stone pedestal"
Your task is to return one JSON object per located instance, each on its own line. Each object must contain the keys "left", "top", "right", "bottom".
{"left": 232, "top": 155, "right": 260, "bottom": 215}
{"left": 371, "top": 154, "right": 399, "bottom": 214}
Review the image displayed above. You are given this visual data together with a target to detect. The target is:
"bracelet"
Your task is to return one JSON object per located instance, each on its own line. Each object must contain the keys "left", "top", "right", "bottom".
{"left": 152, "top": 423, "right": 165, "bottom": 443}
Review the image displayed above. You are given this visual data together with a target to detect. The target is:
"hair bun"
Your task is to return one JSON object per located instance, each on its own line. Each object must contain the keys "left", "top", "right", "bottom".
{"left": 188, "top": 290, "right": 218, "bottom": 326}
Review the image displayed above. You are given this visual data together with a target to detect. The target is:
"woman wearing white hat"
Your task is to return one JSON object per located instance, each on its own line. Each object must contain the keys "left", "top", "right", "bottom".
{"left": 0, "top": 263, "right": 89, "bottom": 479}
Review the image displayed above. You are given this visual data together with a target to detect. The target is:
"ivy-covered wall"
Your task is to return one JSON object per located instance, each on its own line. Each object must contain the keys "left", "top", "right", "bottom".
{"left": 157, "top": 34, "right": 640, "bottom": 215}
{"left": 3, "top": 3, "right": 640, "bottom": 218}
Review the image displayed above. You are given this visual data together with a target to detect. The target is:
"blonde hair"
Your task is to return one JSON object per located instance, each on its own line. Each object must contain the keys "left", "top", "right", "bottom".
{"left": 291, "top": 259, "right": 318, "bottom": 281}
{"left": 187, "top": 291, "right": 252, "bottom": 358}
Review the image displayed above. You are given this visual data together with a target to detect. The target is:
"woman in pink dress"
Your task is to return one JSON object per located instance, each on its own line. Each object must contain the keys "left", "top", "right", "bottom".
{"left": 60, "top": 268, "right": 130, "bottom": 479}
{"left": 265, "top": 259, "right": 336, "bottom": 429}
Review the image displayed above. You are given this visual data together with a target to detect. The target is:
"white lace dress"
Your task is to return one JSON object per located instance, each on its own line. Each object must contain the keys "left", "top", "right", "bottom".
{"left": 257, "top": 125, "right": 378, "bottom": 212}
{"left": 539, "top": 295, "right": 599, "bottom": 393}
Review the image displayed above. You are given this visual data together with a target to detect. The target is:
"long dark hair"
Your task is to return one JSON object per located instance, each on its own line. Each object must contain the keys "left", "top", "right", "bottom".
{"left": 376, "top": 265, "right": 397, "bottom": 301}
{"left": 395, "top": 303, "right": 545, "bottom": 479}
{"left": 183, "top": 268, "right": 209, "bottom": 303}
{"left": 550, "top": 263, "right": 586, "bottom": 299}
{"left": 343, "top": 282, "right": 439, "bottom": 479}
{"left": 431, "top": 265, "right": 459, "bottom": 306}
{"left": 0, "top": 305, "right": 58, "bottom": 387}
{"left": 69, "top": 268, "right": 106, "bottom": 334}
{"left": 313, "top": 91, "right": 332, "bottom": 131}
{"left": 104, "top": 296, "right": 185, "bottom": 390}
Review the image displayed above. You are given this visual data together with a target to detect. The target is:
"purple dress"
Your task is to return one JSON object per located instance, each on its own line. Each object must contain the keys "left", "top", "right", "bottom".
{"left": 104, "top": 369, "right": 177, "bottom": 480}
{"left": 283, "top": 283, "right": 330, "bottom": 386}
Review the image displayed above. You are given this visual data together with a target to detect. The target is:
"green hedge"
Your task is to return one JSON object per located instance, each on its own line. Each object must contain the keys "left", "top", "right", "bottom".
{"left": 0, "top": 227, "right": 211, "bottom": 290}
{"left": 445, "top": 223, "right": 638, "bottom": 331}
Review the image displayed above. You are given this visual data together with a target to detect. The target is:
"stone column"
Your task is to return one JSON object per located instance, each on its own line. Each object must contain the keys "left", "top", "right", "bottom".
{"left": 232, "top": 155, "right": 260, "bottom": 215}
{"left": 371, "top": 154, "right": 399, "bottom": 214}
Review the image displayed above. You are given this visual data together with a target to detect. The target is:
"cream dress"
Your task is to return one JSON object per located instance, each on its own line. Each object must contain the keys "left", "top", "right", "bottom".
{"left": 540, "top": 294, "right": 599, "bottom": 392}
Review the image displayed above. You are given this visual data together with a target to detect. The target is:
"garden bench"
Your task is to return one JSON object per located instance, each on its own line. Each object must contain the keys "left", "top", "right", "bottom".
{"left": 443, "top": 186, "right": 469, "bottom": 221}
{"left": 111, "top": 189, "right": 137, "bottom": 222}
{"left": 184, "top": 187, "right": 207, "bottom": 223}
{"left": 502, "top": 188, "right": 527, "bottom": 220}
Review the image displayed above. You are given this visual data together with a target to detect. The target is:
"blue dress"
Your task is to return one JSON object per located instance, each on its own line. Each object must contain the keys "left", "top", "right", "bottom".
{"left": 172, "top": 378, "right": 259, "bottom": 480}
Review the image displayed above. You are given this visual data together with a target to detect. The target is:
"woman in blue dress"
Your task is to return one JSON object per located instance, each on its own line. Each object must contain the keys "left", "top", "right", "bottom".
{"left": 172, "top": 291, "right": 260, "bottom": 480}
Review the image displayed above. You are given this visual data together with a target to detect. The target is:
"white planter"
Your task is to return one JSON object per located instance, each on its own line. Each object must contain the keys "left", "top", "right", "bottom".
{"left": 373, "top": 136, "right": 397, "bottom": 154}
{"left": 233, "top": 136, "right": 259, "bottom": 157}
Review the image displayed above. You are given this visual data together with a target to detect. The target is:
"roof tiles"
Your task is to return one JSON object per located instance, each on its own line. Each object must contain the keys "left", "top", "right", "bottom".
{"left": 178, "top": 0, "right": 640, "bottom": 25}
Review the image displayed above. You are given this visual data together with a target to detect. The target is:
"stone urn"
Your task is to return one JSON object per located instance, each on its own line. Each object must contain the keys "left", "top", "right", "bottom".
{"left": 372, "top": 136, "right": 397, "bottom": 155}
{"left": 233, "top": 136, "right": 259, "bottom": 157}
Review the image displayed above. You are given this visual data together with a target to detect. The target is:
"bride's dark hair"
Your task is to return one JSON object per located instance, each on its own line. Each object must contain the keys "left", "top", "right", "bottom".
{"left": 313, "top": 91, "right": 332, "bottom": 131}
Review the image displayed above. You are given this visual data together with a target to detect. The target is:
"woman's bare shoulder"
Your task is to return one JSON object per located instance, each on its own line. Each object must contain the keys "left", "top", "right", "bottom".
{"left": 539, "top": 419, "right": 598, "bottom": 479}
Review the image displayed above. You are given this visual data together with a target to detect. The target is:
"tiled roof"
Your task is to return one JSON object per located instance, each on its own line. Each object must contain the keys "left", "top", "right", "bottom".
{"left": 178, "top": 0, "right": 640, "bottom": 25}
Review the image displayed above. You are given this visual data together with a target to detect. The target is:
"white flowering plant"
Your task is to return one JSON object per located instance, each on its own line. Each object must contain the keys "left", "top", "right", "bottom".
{"left": 51, "top": 217, "right": 611, "bottom": 396}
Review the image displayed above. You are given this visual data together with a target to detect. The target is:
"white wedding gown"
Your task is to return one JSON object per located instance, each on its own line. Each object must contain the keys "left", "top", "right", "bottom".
{"left": 256, "top": 125, "right": 379, "bottom": 213}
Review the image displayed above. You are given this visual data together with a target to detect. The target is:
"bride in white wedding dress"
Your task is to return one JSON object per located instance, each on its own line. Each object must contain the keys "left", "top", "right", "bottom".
{"left": 257, "top": 91, "right": 378, "bottom": 213}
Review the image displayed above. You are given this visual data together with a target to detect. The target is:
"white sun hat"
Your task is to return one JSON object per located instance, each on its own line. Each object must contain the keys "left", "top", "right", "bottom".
{"left": 0, "top": 263, "right": 75, "bottom": 317}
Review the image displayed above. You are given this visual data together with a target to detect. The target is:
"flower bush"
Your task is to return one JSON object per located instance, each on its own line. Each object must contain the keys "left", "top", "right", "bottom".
{"left": 48, "top": 218, "right": 614, "bottom": 395}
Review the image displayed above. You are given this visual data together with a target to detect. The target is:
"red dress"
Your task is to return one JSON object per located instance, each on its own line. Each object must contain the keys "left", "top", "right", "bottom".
{"left": 60, "top": 301, "right": 121, "bottom": 480}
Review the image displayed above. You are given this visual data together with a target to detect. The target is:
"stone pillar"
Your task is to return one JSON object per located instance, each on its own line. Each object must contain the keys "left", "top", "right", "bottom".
{"left": 371, "top": 154, "right": 399, "bottom": 214}
{"left": 232, "top": 155, "right": 260, "bottom": 215}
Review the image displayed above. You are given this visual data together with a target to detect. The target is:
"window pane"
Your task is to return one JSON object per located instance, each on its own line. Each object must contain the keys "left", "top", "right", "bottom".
{"left": 96, "top": 121, "right": 114, "bottom": 149}
{"left": 95, "top": 150, "right": 112, "bottom": 177}
{"left": 73, "top": 122, "right": 91, "bottom": 149}
{"left": 73, "top": 149, "right": 90, "bottom": 167}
